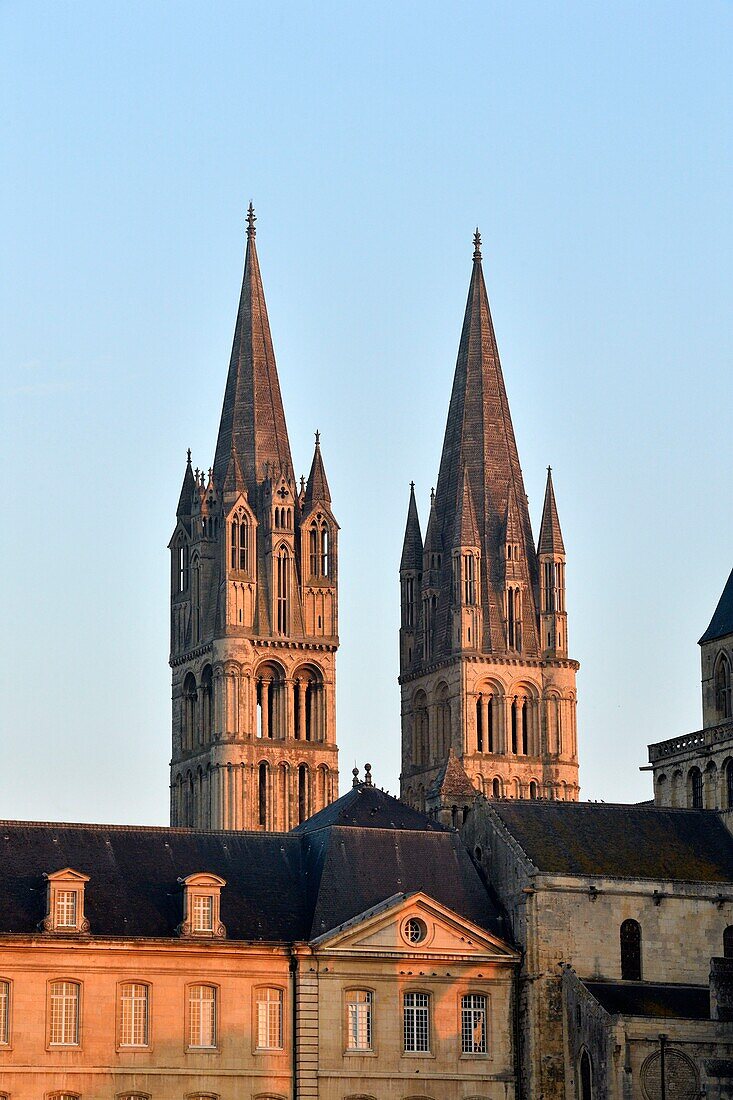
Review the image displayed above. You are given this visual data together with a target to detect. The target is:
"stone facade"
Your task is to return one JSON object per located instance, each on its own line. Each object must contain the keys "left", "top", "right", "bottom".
{"left": 169, "top": 208, "right": 339, "bottom": 832}
{"left": 400, "top": 233, "right": 579, "bottom": 812}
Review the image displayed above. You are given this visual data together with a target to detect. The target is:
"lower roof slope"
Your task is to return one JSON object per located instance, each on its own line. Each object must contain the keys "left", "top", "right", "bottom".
{"left": 0, "top": 785, "right": 503, "bottom": 942}
{"left": 490, "top": 801, "right": 733, "bottom": 882}
{"left": 584, "top": 980, "right": 710, "bottom": 1020}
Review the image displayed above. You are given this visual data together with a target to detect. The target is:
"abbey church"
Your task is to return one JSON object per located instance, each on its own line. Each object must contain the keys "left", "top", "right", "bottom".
{"left": 0, "top": 212, "right": 732, "bottom": 1100}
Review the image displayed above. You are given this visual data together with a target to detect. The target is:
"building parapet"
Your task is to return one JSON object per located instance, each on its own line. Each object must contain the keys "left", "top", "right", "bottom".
{"left": 648, "top": 721, "right": 733, "bottom": 763}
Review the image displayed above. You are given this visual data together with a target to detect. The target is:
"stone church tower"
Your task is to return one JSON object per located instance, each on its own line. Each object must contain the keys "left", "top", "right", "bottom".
{"left": 169, "top": 207, "right": 339, "bottom": 831}
{"left": 399, "top": 232, "right": 579, "bottom": 810}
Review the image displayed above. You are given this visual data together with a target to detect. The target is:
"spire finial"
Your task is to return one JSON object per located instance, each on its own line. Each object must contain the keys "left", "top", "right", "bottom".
{"left": 547, "top": 464, "right": 552, "bottom": 475}
{"left": 473, "top": 227, "right": 482, "bottom": 261}
{"left": 352, "top": 766, "right": 360, "bottom": 788}
{"left": 314, "top": 429, "right": 320, "bottom": 447}
{"left": 186, "top": 448, "right": 192, "bottom": 465}
{"left": 430, "top": 486, "right": 436, "bottom": 507}
{"left": 364, "top": 762, "right": 373, "bottom": 787}
{"left": 246, "top": 201, "right": 256, "bottom": 240}
{"left": 410, "top": 480, "right": 415, "bottom": 493}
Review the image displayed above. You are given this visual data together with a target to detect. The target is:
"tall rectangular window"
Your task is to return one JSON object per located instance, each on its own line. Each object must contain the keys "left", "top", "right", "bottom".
{"left": 189, "top": 984, "right": 216, "bottom": 1048}
{"left": 55, "top": 890, "right": 77, "bottom": 929}
{"left": 192, "top": 894, "right": 214, "bottom": 933}
{"left": 256, "top": 986, "right": 283, "bottom": 1049}
{"left": 49, "top": 981, "right": 80, "bottom": 1046}
{"left": 276, "top": 550, "right": 289, "bottom": 634}
{"left": 461, "top": 993, "right": 487, "bottom": 1054}
{"left": 119, "top": 982, "right": 149, "bottom": 1047}
{"left": 403, "top": 991, "right": 430, "bottom": 1053}
{"left": 0, "top": 980, "right": 9, "bottom": 1044}
{"left": 346, "top": 989, "right": 373, "bottom": 1051}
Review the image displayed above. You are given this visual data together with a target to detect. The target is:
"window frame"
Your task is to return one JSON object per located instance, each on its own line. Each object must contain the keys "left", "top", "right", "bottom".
{"left": 459, "top": 990, "right": 490, "bottom": 1057}
{"left": 0, "top": 977, "right": 12, "bottom": 1048}
{"left": 116, "top": 979, "right": 151, "bottom": 1051}
{"left": 177, "top": 873, "right": 226, "bottom": 939}
{"left": 46, "top": 978, "right": 82, "bottom": 1050}
{"left": 402, "top": 989, "right": 432, "bottom": 1056}
{"left": 43, "top": 868, "right": 90, "bottom": 934}
{"left": 253, "top": 984, "right": 285, "bottom": 1053}
{"left": 343, "top": 987, "right": 375, "bottom": 1055}
{"left": 185, "top": 982, "right": 219, "bottom": 1051}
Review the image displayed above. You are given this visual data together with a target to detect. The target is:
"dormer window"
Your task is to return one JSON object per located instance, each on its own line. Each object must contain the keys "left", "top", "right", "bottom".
{"left": 177, "top": 873, "right": 226, "bottom": 938}
{"left": 43, "top": 869, "right": 90, "bottom": 934}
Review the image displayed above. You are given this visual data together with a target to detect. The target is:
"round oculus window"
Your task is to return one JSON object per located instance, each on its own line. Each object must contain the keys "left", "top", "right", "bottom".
{"left": 403, "top": 917, "right": 427, "bottom": 944}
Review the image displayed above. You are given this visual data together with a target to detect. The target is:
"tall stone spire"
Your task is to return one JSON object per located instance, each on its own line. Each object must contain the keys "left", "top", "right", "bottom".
{"left": 212, "top": 205, "right": 294, "bottom": 490}
{"left": 169, "top": 209, "right": 339, "bottom": 834}
{"left": 399, "top": 231, "right": 579, "bottom": 810}
{"left": 432, "top": 229, "right": 538, "bottom": 656}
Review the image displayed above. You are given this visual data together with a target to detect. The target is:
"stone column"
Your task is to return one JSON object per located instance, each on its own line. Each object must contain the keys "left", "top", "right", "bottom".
{"left": 296, "top": 679, "right": 306, "bottom": 741}
{"left": 480, "top": 696, "right": 490, "bottom": 754}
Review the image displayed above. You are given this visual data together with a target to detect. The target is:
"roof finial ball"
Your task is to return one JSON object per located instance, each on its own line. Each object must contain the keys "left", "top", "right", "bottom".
{"left": 246, "top": 201, "right": 256, "bottom": 240}
{"left": 352, "top": 767, "right": 360, "bottom": 788}
{"left": 473, "top": 227, "right": 482, "bottom": 261}
{"left": 364, "top": 763, "right": 373, "bottom": 787}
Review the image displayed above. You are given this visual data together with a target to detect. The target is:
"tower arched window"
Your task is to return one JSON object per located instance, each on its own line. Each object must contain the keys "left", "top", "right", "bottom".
{"left": 200, "top": 665, "right": 213, "bottom": 744}
{"left": 620, "top": 919, "right": 642, "bottom": 980}
{"left": 507, "top": 587, "right": 522, "bottom": 651}
{"left": 298, "top": 763, "right": 309, "bottom": 824}
{"left": 463, "top": 553, "right": 476, "bottom": 605}
{"left": 529, "top": 780, "right": 539, "bottom": 800}
{"left": 183, "top": 673, "right": 197, "bottom": 751}
{"left": 320, "top": 524, "right": 329, "bottom": 577}
{"left": 309, "top": 524, "right": 318, "bottom": 576}
{"left": 689, "top": 766, "right": 703, "bottom": 809}
{"left": 492, "top": 777, "right": 502, "bottom": 799}
{"left": 258, "top": 762, "right": 268, "bottom": 828}
{"left": 175, "top": 539, "right": 189, "bottom": 594}
{"left": 715, "top": 653, "right": 732, "bottom": 720}
{"left": 230, "top": 515, "right": 250, "bottom": 572}
{"left": 276, "top": 547, "right": 290, "bottom": 635}
{"left": 726, "top": 760, "right": 733, "bottom": 809}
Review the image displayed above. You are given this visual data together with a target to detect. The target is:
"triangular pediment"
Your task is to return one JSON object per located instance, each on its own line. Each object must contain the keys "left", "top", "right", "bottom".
{"left": 311, "top": 891, "right": 517, "bottom": 961}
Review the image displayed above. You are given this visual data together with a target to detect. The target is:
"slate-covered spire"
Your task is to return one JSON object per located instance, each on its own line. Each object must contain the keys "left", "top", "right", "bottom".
{"left": 453, "top": 466, "right": 480, "bottom": 548}
{"left": 176, "top": 449, "right": 196, "bottom": 517}
{"left": 432, "top": 230, "right": 538, "bottom": 654}
{"left": 504, "top": 481, "right": 523, "bottom": 547}
{"left": 212, "top": 205, "right": 294, "bottom": 490}
{"left": 424, "top": 488, "right": 442, "bottom": 562}
{"left": 303, "top": 430, "right": 331, "bottom": 510}
{"left": 537, "top": 467, "right": 565, "bottom": 556}
{"left": 400, "top": 482, "right": 424, "bottom": 572}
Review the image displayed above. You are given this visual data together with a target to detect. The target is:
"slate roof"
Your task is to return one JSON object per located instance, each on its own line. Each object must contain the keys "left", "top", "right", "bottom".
{"left": 302, "top": 434, "right": 331, "bottom": 510}
{"left": 0, "top": 786, "right": 504, "bottom": 941}
{"left": 490, "top": 801, "right": 733, "bottom": 882}
{"left": 428, "top": 748, "right": 477, "bottom": 802}
{"left": 700, "top": 566, "right": 733, "bottom": 644}
{"left": 537, "top": 467, "right": 565, "bottom": 556}
{"left": 584, "top": 980, "right": 710, "bottom": 1020}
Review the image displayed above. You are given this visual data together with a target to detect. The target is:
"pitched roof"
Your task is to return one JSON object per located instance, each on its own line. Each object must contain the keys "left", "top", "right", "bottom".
{"left": 302, "top": 432, "right": 331, "bottom": 510}
{"left": 212, "top": 211, "right": 294, "bottom": 491}
{"left": 583, "top": 980, "right": 710, "bottom": 1020}
{"left": 429, "top": 748, "right": 477, "bottom": 802}
{"left": 400, "top": 483, "right": 424, "bottom": 572}
{"left": 700, "top": 566, "right": 733, "bottom": 644}
{"left": 490, "top": 801, "right": 733, "bottom": 882}
{"left": 537, "top": 467, "right": 565, "bottom": 556}
{"left": 430, "top": 235, "right": 539, "bottom": 656}
{"left": 0, "top": 785, "right": 505, "bottom": 942}
{"left": 292, "top": 782, "right": 446, "bottom": 833}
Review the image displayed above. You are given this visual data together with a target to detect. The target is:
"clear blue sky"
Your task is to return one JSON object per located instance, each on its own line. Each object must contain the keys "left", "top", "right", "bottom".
{"left": 1, "top": 2, "right": 731, "bottom": 824}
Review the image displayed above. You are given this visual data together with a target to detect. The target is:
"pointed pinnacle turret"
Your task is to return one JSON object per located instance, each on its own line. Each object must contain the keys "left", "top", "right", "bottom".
{"left": 400, "top": 481, "right": 423, "bottom": 572}
{"left": 537, "top": 466, "right": 565, "bottom": 556}
{"left": 424, "top": 487, "right": 442, "bottom": 556}
{"left": 222, "top": 441, "right": 246, "bottom": 495}
{"left": 212, "top": 209, "right": 294, "bottom": 491}
{"left": 453, "top": 466, "right": 480, "bottom": 548}
{"left": 176, "top": 448, "right": 197, "bottom": 517}
{"left": 303, "top": 429, "right": 331, "bottom": 509}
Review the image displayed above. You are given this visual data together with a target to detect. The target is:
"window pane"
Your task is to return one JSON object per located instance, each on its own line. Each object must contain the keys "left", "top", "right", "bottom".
{"left": 461, "top": 993, "right": 487, "bottom": 1053}
{"left": 256, "top": 987, "right": 283, "bottom": 1049}
{"left": 49, "top": 981, "right": 80, "bottom": 1045}
{"left": 119, "top": 982, "right": 149, "bottom": 1046}
{"left": 189, "top": 985, "right": 216, "bottom": 1047}
{"left": 346, "top": 990, "right": 372, "bottom": 1050}
{"left": 403, "top": 992, "right": 430, "bottom": 1052}
{"left": 0, "top": 981, "right": 8, "bottom": 1044}
{"left": 55, "top": 890, "right": 77, "bottom": 928}
{"left": 193, "top": 894, "right": 214, "bottom": 932}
